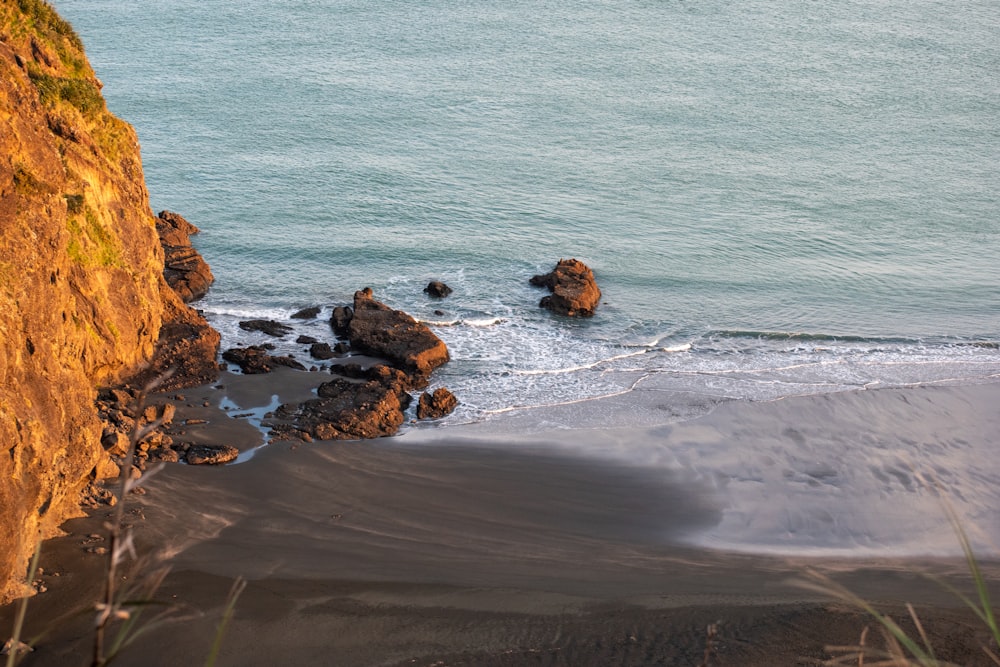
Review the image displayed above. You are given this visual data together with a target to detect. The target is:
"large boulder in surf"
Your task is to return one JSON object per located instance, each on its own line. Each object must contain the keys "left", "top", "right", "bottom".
{"left": 423, "top": 280, "right": 453, "bottom": 298}
{"left": 155, "top": 211, "right": 214, "bottom": 303}
{"left": 265, "top": 364, "right": 413, "bottom": 441}
{"left": 347, "top": 288, "right": 450, "bottom": 377}
{"left": 529, "top": 258, "right": 602, "bottom": 317}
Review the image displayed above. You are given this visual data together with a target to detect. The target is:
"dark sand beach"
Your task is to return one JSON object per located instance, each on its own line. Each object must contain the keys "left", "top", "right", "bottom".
{"left": 3, "top": 372, "right": 999, "bottom": 666}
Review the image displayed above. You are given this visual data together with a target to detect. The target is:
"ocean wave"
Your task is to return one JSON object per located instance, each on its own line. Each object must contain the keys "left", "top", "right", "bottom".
{"left": 421, "top": 317, "right": 507, "bottom": 328}
{"left": 204, "top": 306, "right": 305, "bottom": 321}
{"left": 704, "top": 329, "right": 915, "bottom": 345}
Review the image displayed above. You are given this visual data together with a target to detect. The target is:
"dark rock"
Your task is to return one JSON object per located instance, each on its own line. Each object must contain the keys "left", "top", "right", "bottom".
{"left": 265, "top": 365, "right": 412, "bottom": 441}
{"left": 101, "top": 431, "right": 129, "bottom": 457}
{"left": 185, "top": 444, "right": 239, "bottom": 465}
{"left": 330, "top": 362, "right": 425, "bottom": 392}
{"left": 347, "top": 288, "right": 449, "bottom": 377}
{"left": 417, "top": 387, "right": 458, "bottom": 420}
{"left": 334, "top": 342, "right": 351, "bottom": 354}
{"left": 309, "top": 342, "right": 335, "bottom": 360}
{"left": 529, "top": 258, "right": 602, "bottom": 317}
{"left": 423, "top": 281, "right": 453, "bottom": 298}
{"left": 330, "top": 306, "right": 353, "bottom": 336}
{"left": 148, "top": 447, "right": 180, "bottom": 463}
{"left": 156, "top": 211, "right": 214, "bottom": 303}
{"left": 239, "top": 319, "right": 293, "bottom": 337}
{"left": 291, "top": 306, "right": 321, "bottom": 319}
{"left": 133, "top": 295, "right": 221, "bottom": 391}
{"left": 296, "top": 335, "right": 318, "bottom": 344}
{"left": 222, "top": 345, "right": 306, "bottom": 374}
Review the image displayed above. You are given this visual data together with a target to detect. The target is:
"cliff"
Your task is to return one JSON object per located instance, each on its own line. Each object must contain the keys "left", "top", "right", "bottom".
{"left": 0, "top": 1, "right": 216, "bottom": 602}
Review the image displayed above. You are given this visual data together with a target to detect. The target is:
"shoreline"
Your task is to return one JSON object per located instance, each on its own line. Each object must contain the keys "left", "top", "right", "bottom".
{"left": 3, "top": 376, "right": 1000, "bottom": 665}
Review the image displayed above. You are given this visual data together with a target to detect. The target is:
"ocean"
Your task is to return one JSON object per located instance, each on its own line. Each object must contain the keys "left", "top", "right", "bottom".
{"left": 51, "top": 0, "right": 1000, "bottom": 554}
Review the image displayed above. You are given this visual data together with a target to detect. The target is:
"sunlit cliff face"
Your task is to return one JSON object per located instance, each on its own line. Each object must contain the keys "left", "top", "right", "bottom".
{"left": 0, "top": 0, "right": 168, "bottom": 602}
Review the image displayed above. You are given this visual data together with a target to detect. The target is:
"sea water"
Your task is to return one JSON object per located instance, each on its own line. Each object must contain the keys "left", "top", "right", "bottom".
{"left": 51, "top": 0, "right": 1000, "bottom": 554}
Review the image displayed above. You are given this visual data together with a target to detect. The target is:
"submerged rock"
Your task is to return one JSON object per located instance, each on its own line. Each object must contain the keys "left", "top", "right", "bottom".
{"left": 291, "top": 306, "right": 321, "bottom": 319}
{"left": 417, "top": 387, "right": 458, "bottom": 420}
{"left": 239, "top": 319, "right": 293, "bottom": 337}
{"left": 529, "top": 258, "right": 601, "bottom": 317}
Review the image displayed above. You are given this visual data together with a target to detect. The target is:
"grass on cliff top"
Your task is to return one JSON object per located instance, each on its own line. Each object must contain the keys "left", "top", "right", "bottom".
{"left": 2, "top": 0, "right": 85, "bottom": 72}
{"left": 4, "top": 1, "right": 136, "bottom": 169}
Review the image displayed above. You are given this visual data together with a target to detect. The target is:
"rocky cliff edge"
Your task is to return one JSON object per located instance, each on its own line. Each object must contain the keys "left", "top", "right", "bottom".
{"left": 0, "top": 1, "right": 217, "bottom": 602}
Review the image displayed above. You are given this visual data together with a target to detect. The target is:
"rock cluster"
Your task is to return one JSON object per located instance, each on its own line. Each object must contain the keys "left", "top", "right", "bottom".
{"left": 530, "top": 258, "right": 602, "bottom": 317}
{"left": 259, "top": 290, "right": 457, "bottom": 441}
{"left": 291, "top": 306, "right": 321, "bottom": 319}
{"left": 266, "top": 365, "right": 415, "bottom": 441}
{"left": 91, "top": 388, "right": 241, "bottom": 488}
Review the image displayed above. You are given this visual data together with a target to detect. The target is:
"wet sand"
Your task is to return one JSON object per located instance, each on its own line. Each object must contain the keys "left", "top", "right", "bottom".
{"left": 3, "top": 372, "right": 999, "bottom": 666}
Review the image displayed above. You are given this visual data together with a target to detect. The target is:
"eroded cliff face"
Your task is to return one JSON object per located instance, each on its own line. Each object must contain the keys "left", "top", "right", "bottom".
{"left": 0, "top": 1, "right": 206, "bottom": 602}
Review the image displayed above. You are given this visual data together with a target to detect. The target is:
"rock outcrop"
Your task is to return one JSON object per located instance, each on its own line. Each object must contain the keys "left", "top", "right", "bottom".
{"left": 156, "top": 210, "right": 213, "bottom": 303}
{"left": 0, "top": 3, "right": 217, "bottom": 602}
{"left": 345, "top": 288, "right": 450, "bottom": 378}
{"left": 529, "top": 258, "right": 602, "bottom": 317}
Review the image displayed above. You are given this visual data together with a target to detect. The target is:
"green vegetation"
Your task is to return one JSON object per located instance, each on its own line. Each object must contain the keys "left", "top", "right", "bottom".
{"left": 104, "top": 320, "right": 119, "bottom": 343}
{"left": 15, "top": 0, "right": 81, "bottom": 50}
{"left": 27, "top": 65, "right": 104, "bottom": 118}
{"left": 66, "top": 206, "right": 123, "bottom": 268}
{"left": 3, "top": 0, "right": 86, "bottom": 75}
{"left": 11, "top": 165, "right": 51, "bottom": 197}
{"left": 64, "top": 193, "right": 84, "bottom": 214}
{"left": 91, "top": 115, "right": 134, "bottom": 168}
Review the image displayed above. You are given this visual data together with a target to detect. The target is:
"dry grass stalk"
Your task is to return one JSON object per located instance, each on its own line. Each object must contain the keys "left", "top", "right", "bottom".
{"left": 2, "top": 536, "right": 41, "bottom": 666}
{"left": 91, "top": 370, "right": 176, "bottom": 667}
{"left": 796, "top": 467, "right": 999, "bottom": 667}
